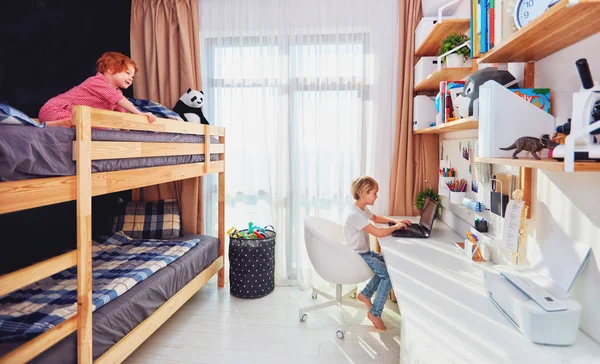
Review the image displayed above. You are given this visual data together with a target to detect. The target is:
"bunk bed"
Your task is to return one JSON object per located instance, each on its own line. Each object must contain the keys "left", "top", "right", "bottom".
{"left": 0, "top": 105, "right": 226, "bottom": 363}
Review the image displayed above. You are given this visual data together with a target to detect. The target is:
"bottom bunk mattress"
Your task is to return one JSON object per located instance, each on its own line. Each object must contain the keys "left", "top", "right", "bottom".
{"left": 0, "top": 124, "right": 220, "bottom": 181}
{"left": 0, "top": 233, "right": 219, "bottom": 363}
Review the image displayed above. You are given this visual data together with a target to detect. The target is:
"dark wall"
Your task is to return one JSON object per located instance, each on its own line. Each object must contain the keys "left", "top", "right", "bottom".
{"left": 0, "top": 0, "right": 133, "bottom": 274}
{"left": 0, "top": 194, "right": 130, "bottom": 275}
{"left": 0, "top": 0, "right": 133, "bottom": 117}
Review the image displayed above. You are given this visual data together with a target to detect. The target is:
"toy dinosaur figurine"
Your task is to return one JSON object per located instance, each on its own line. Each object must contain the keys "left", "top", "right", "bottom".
{"left": 499, "top": 134, "right": 559, "bottom": 160}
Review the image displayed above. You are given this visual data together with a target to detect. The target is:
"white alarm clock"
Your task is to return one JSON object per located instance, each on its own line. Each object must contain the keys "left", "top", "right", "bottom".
{"left": 514, "top": 0, "right": 560, "bottom": 29}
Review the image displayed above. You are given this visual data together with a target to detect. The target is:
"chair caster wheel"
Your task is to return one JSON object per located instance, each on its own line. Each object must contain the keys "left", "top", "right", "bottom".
{"left": 300, "top": 313, "right": 308, "bottom": 322}
{"left": 351, "top": 292, "right": 357, "bottom": 299}
{"left": 336, "top": 329, "right": 345, "bottom": 339}
{"left": 311, "top": 290, "right": 317, "bottom": 299}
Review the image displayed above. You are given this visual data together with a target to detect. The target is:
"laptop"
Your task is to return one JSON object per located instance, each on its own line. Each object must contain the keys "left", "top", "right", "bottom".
{"left": 391, "top": 196, "right": 438, "bottom": 238}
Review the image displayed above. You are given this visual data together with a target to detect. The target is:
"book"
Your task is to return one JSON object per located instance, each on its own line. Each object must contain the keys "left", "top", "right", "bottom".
{"left": 481, "top": 0, "right": 488, "bottom": 53}
{"left": 489, "top": 0, "right": 495, "bottom": 49}
{"left": 446, "top": 90, "right": 453, "bottom": 121}
{"left": 510, "top": 88, "right": 551, "bottom": 114}
{"left": 470, "top": 0, "right": 474, "bottom": 58}
{"left": 439, "top": 81, "right": 447, "bottom": 124}
{"left": 442, "top": 81, "right": 466, "bottom": 122}
{"left": 494, "top": 0, "right": 518, "bottom": 45}
{"left": 476, "top": 0, "right": 482, "bottom": 56}
{"left": 450, "top": 87, "right": 465, "bottom": 120}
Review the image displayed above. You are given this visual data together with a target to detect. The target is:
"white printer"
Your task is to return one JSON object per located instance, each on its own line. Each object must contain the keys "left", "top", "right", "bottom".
{"left": 483, "top": 266, "right": 582, "bottom": 346}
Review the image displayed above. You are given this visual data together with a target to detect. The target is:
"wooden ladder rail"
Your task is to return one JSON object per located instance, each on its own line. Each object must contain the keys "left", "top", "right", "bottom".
{"left": 74, "top": 105, "right": 93, "bottom": 364}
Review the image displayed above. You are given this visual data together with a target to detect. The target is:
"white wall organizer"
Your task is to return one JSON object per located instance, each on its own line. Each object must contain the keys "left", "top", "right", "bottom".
{"left": 478, "top": 80, "right": 555, "bottom": 158}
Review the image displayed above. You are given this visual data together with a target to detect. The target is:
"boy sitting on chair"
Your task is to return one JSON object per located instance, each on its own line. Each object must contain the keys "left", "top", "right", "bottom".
{"left": 342, "top": 176, "right": 410, "bottom": 330}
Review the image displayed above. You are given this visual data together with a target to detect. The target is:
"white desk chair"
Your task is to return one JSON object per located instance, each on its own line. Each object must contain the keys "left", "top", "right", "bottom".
{"left": 299, "top": 217, "right": 373, "bottom": 339}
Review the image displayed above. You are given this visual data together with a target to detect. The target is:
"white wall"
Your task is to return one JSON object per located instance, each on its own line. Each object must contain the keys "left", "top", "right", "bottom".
{"left": 452, "top": 0, "right": 470, "bottom": 17}
{"left": 529, "top": 32, "right": 600, "bottom": 344}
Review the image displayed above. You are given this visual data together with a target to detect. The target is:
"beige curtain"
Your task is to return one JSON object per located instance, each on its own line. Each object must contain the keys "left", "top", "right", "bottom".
{"left": 389, "top": 0, "right": 439, "bottom": 216}
{"left": 130, "top": 0, "right": 205, "bottom": 234}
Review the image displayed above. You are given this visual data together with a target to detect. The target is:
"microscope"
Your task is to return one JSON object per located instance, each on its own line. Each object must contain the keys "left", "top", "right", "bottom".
{"left": 552, "top": 59, "right": 600, "bottom": 171}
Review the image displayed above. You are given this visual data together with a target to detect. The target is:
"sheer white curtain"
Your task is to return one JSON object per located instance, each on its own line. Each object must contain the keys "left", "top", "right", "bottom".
{"left": 200, "top": 0, "right": 399, "bottom": 288}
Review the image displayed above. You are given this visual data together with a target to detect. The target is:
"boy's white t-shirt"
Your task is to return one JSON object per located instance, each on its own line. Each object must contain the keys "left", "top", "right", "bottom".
{"left": 342, "top": 204, "right": 374, "bottom": 253}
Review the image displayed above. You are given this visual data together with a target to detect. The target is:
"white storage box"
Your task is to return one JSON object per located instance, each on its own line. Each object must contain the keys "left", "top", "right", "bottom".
{"left": 413, "top": 95, "right": 437, "bottom": 130}
{"left": 414, "top": 57, "right": 439, "bottom": 88}
{"left": 449, "top": 191, "right": 466, "bottom": 204}
{"left": 415, "top": 17, "right": 438, "bottom": 52}
{"left": 421, "top": 0, "right": 461, "bottom": 17}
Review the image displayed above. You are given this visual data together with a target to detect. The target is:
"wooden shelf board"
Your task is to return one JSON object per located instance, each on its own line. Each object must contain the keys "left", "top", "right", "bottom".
{"left": 414, "top": 117, "right": 478, "bottom": 134}
{"left": 415, "top": 18, "right": 470, "bottom": 57}
{"left": 475, "top": 157, "right": 600, "bottom": 172}
{"left": 414, "top": 67, "right": 472, "bottom": 92}
{"left": 479, "top": 0, "right": 600, "bottom": 63}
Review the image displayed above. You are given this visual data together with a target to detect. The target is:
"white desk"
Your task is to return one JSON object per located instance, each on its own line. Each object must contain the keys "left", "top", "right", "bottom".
{"left": 378, "top": 218, "right": 600, "bottom": 364}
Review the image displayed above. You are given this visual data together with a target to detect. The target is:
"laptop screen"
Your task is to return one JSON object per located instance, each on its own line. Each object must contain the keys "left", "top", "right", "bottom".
{"left": 419, "top": 197, "right": 438, "bottom": 232}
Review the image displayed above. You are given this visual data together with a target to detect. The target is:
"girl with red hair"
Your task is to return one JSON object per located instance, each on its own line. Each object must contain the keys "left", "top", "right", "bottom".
{"left": 39, "top": 52, "right": 156, "bottom": 124}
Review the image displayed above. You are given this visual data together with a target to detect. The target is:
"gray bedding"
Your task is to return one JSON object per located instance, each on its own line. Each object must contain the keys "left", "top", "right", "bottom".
{"left": 0, "top": 234, "right": 220, "bottom": 363}
{"left": 0, "top": 125, "right": 220, "bottom": 181}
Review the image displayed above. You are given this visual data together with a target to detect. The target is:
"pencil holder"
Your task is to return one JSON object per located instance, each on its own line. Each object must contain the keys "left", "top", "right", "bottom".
{"left": 475, "top": 219, "right": 488, "bottom": 232}
{"left": 464, "top": 239, "right": 475, "bottom": 258}
{"left": 439, "top": 177, "right": 455, "bottom": 198}
{"left": 449, "top": 191, "right": 466, "bottom": 204}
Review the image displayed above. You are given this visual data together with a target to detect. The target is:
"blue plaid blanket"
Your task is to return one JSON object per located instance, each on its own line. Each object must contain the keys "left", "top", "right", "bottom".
{"left": 0, "top": 232, "right": 198, "bottom": 341}
{"left": 128, "top": 98, "right": 183, "bottom": 120}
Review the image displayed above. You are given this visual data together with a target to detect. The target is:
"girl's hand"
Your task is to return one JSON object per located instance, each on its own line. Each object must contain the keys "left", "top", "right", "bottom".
{"left": 393, "top": 222, "right": 407, "bottom": 230}
{"left": 143, "top": 112, "right": 157, "bottom": 123}
{"left": 399, "top": 219, "right": 412, "bottom": 226}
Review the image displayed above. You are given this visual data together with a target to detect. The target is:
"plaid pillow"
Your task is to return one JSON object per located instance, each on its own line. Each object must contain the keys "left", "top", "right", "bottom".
{"left": 112, "top": 199, "right": 182, "bottom": 239}
{"left": 128, "top": 98, "right": 183, "bottom": 120}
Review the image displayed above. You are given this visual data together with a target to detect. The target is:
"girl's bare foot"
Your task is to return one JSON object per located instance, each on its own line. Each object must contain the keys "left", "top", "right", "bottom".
{"left": 357, "top": 293, "right": 372, "bottom": 310}
{"left": 367, "top": 312, "right": 387, "bottom": 330}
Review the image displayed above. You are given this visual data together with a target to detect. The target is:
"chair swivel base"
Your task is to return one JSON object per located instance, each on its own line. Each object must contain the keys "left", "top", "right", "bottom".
{"left": 299, "top": 284, "right": 365, "bottom": 339}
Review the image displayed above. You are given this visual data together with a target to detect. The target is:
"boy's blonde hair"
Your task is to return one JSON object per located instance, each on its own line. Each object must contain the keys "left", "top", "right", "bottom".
{"left": 351, "top": 176, "right": 378, "bottom": 200}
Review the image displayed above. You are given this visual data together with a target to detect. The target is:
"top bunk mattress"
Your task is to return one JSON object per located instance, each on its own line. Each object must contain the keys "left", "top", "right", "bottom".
{"left": 0, "top": 125, "right": 220, "bottom": 181}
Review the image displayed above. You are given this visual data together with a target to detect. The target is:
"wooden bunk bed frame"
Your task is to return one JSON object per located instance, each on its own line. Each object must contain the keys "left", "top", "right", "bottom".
{"left": 0, "top": 105, "right": 226, "bottom": 364}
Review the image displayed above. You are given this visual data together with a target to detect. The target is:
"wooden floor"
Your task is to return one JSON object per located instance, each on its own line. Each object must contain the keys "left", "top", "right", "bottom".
{"left": 125, "top": 279, "right": 401, "bottom": 364}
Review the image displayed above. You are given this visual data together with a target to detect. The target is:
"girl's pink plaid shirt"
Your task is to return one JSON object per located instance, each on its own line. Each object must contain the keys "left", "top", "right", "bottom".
{"left": 39, "top": 72, "right": 127, "bottom": 122}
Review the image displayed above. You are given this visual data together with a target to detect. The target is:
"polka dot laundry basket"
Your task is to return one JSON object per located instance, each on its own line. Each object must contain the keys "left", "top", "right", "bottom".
{"left": 228, "top": 226, "right": 276, "bottom": 298}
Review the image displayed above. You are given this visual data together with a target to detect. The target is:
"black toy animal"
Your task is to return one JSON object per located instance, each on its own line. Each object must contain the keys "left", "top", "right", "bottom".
{"left": 500, "top": 134, "right": 559, "bottom": 160}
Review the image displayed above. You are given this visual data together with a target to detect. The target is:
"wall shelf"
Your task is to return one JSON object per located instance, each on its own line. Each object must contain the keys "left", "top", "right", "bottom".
{"left": 479, "top": 0, "right": 600, "bottom": 63}
{"left": 414, "top": 67, "right": 472, "bottom": 92}
{"left": 414, "top": 117, "right": 478, "bottom": 134}
{"left": 475, "top": 157, "right": 600, "bottom": 172}
{"left": 415, "top": 18, "right": 470, "bottom": 57}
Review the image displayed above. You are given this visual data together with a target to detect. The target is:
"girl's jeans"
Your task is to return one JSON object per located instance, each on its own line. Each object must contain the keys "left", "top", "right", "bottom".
{"left": 358, "top": 250, "right": 392, "bottom": 317}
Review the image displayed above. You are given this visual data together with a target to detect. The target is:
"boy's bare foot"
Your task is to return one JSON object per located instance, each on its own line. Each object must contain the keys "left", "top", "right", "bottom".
{"left": 367, "top": 312, "right": 387, "bottom": 330}
{"left": 357, "top": 293, "right": 372, "bottom": 310}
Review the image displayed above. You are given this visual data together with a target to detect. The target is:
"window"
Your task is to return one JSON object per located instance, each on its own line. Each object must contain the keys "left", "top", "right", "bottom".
{"left": 204, "top": 34, "right": 372, "bottom": 279}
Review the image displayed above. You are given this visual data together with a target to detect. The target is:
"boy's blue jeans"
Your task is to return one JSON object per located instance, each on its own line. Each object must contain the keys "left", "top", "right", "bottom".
{"left": 359, "top": 250, "right": 392, "bottom": 317}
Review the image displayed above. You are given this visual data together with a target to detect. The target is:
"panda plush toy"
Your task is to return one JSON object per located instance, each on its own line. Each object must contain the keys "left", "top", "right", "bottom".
{"left": 173, "top": 88, "right": 209, "bottom": 124}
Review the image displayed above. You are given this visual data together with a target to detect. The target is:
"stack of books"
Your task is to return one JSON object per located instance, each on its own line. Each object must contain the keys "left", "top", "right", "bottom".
{"left": 470, "top": 0, "right": 519, "bottom": 58}
{"left": 438, "top": 80, "right": 466, "bottom": 123}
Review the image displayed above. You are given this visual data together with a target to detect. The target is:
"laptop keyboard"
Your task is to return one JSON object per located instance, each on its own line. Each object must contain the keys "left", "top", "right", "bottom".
{"left": 393, "top": 225, "right": 425, "bottom": 238}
